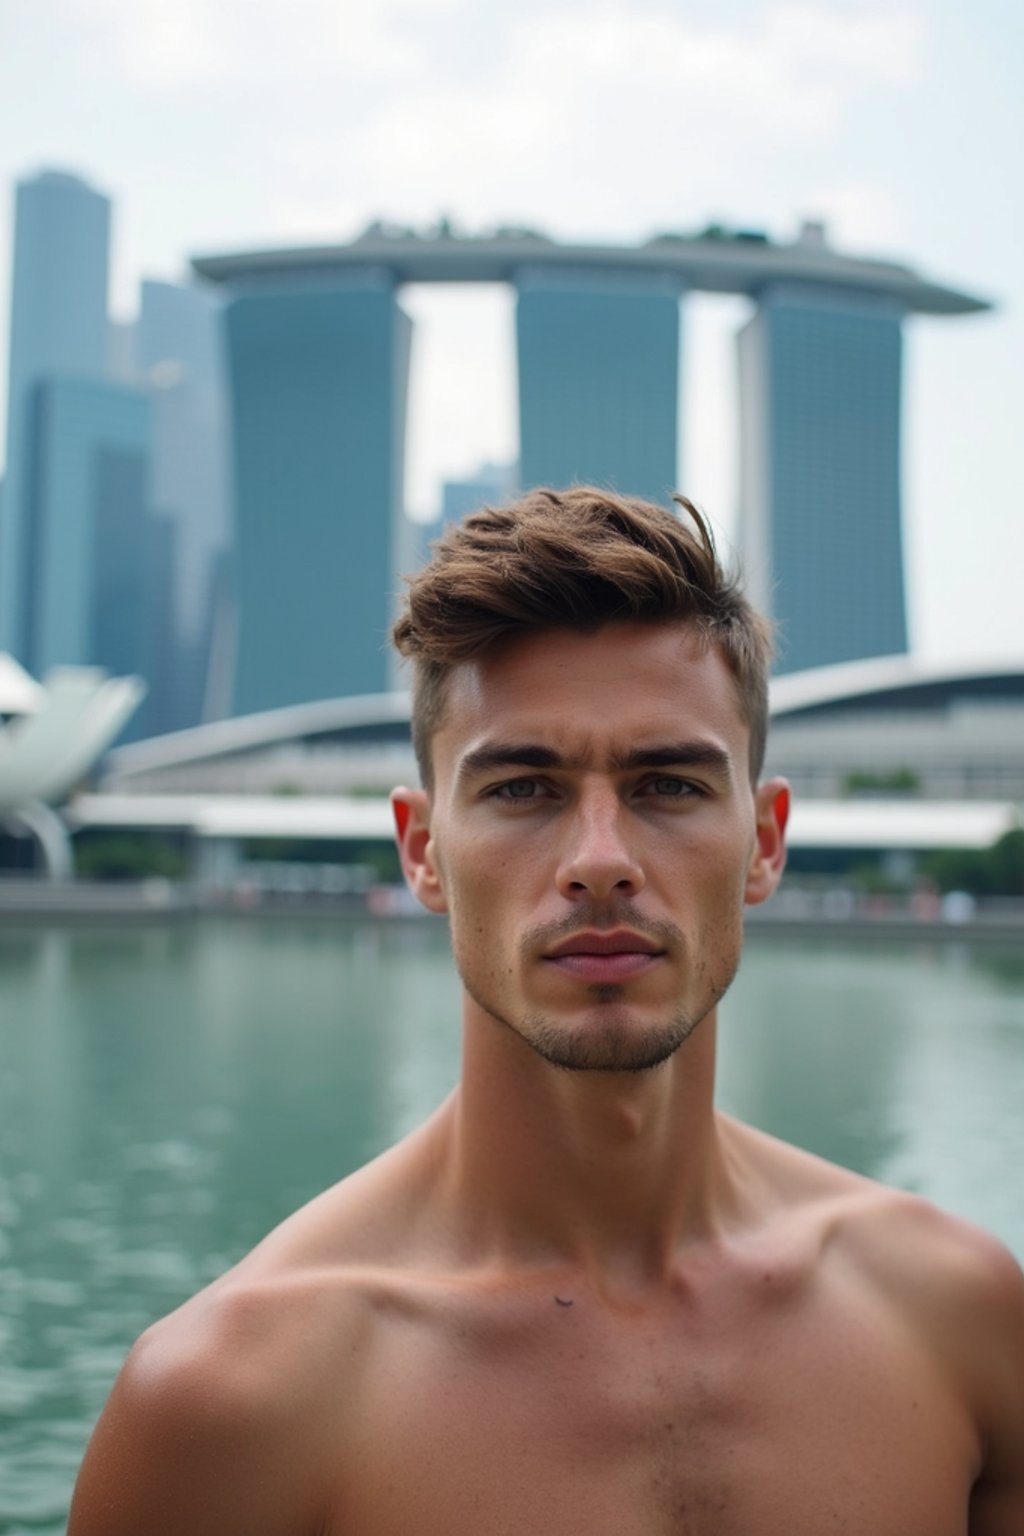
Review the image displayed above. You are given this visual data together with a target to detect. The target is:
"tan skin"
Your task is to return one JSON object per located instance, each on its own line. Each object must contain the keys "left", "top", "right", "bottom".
{"left": 69, "top": 621, "right": 1024, "bottom": 1535}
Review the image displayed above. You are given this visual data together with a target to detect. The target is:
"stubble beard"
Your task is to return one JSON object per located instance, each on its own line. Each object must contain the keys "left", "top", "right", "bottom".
{"left": 524, "top": 998, "right": 704, "bottom": 1073}
{"left": 457, "top": 909, "right": 743, "bottom": 1075}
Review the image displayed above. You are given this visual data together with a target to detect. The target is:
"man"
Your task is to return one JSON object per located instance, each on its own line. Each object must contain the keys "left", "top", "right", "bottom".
{"left": 70, "top": 488, "right": 1023, "bottom": 1534}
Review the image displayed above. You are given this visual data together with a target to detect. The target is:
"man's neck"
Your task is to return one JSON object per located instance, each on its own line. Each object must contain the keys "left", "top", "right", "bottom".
{"left": 428, "top": 997, "right": 742, "bottom": 1287}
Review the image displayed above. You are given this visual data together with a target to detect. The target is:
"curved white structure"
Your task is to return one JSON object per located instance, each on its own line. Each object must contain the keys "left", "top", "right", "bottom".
{"left": 0, "top": 657, "right": 144, "bottom": 878}
{"left": 770, "top": 652, "right": 1024, "bottom": 717}
{"left": 104, "top": 690, "right": 411, "bottom": 782}
{"left": 0, "top": 667, "right": 145, "bottom": 810}
{"left": 0, "top": 651, "right": 46, "bottom": 716}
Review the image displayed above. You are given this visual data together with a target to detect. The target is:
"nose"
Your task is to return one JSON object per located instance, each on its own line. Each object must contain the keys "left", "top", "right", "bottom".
{"left": 555, "top": 783, "right": 645, "bottom": 902}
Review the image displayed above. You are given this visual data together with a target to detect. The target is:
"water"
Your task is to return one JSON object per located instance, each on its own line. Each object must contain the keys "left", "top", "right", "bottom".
{"left": 1, "top": 918, "right": 1022, "bottom": 1534}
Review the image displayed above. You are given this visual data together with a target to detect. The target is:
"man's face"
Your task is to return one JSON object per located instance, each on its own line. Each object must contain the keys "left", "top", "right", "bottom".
{"left": 395, "top": 622, "right": 787, "bottom": 1073}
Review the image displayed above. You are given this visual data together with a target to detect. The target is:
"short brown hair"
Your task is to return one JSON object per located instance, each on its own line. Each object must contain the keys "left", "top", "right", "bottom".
{"left": 392, "top": 486, "right": 772, "bottom": 786}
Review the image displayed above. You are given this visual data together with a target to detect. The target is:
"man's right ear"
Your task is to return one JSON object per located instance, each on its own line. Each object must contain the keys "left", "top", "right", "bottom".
{"left": 390, "top": 787, "right": 448, "bottom": 914}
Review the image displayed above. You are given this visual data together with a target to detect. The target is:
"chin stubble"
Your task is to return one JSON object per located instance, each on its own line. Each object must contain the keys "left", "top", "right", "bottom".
{"left": 461, "top": 959, "right": 740, "bottom": 1074}
{"left": 524, "top": 1006, "right": 702, "bottom": 1073}
{"left": 455, "top": 902, "right": 743, "bottom": 1074}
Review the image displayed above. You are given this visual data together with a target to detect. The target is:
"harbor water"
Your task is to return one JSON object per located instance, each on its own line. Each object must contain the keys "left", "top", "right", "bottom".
{"left": 1, "top": 917, "right": 1022, "bottom": 1533}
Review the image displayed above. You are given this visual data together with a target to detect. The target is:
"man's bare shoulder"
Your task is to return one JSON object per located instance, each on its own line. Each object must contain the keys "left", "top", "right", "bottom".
{"left": 831, "top": 1169, "right": 1024, "bottom": 1435}
{"left": 829, "top": 1166, "right": 1024, "bottom": 1521}
{"left": 68, "top": 1144, "right": 433, "bottom": 1536}
{"left": 117, "top": 1134, "right": 438, "bottom": 1391}
{"left": 729, "top": 1112, "right": 1024, "bottom": 1310}
{"left": 727, "top": 1114, "right": 1024, "bottom": 1495}
{"left": 68, "top": 1276, "right": 354, "bottom": 1534}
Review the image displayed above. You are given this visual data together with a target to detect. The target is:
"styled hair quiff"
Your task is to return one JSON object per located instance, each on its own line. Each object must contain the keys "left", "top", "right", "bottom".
{"left": 392, "top": 486, "right": 773, "bottom": 786}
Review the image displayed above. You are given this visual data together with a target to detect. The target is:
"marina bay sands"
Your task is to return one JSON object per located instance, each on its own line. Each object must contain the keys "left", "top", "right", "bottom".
{"left": 193, "top": 221, "right": 987, "bottom": 717}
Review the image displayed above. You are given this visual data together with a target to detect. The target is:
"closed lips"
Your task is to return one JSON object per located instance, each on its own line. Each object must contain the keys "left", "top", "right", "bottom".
{"left": 545, "top": 931, "right": 664, "bottom": 958}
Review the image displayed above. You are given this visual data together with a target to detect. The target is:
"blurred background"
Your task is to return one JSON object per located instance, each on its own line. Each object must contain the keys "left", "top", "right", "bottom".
{"left": 0, "top": 1, "right": 1022, "bottom": 1531}
{"left": 0, "top": 0, "right": 1022, "bottom": 899}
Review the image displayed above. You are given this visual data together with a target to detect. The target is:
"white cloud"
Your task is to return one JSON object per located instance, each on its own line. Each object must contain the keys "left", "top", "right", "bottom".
{"left": 50, "top": 0, "right": 925, "bottom": 132}
{"left": 22, "top": 0, "right": 928, "bottom": 250}
{"left": 56, "top": 0, "right": 427, "bottom": 88}
{"left": 764, "top": 4, "right": 923, "bottom": 87}
{"left": 261, "top": 1, "right": 929, "bottom": 238}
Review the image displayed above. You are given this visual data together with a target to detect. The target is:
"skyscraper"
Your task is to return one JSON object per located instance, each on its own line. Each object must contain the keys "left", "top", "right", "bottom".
{"left": 440, "top": 460, "right": 517, "bottom": 528}
{"left": 225, "top": 274, "right": 411, "bottom": 715}
{"left": 26, "top": 377, "right": 153, "bottom": 679}
{"left": 136, "top": 277, "right": 222, "bottom": 385}
{"left": 515, "top": 269, "right": 681, "bottom": 503}
{"left": 1, "top": 170, "right": 111, "bottom": 661}
{"left": 136, "top": 279, "right": 230, "bottom": 669}
{"left": 738, "top": 284, "right": 907, "bottom": 675}
{"left": 196, "top": 224, "right": 984, "bottom": 706}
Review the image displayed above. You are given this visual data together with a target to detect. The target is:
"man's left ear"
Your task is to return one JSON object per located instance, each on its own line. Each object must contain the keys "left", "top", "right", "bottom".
{"left": 744, "top": 777, "right": 790, "bottom": 907}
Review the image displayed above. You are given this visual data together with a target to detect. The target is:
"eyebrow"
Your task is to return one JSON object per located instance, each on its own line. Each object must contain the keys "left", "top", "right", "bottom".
{"left": 610, "top": 742, "right": 733, "bottom": 776}
{"left": 456, "top": 739, "right": 734, "bottom": 783}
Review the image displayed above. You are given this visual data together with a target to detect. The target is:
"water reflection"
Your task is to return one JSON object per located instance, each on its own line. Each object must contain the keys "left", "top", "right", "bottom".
{"left": 0, "top": 918, "right": 1021, "bottom": 1533}
{"left": 720, "top": 939, "right": 910, "bottom": 1175}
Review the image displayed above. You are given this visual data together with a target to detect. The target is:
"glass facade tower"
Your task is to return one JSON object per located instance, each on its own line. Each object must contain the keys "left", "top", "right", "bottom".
{"left": 225, "top": 274, "right": 411, "bottom": 715}
{"left": 738, "top": 284, "right": 907, "bottom": 675}
{"left": 515, "top": 270, "right": 681, "bottom": 504}
{"left": 27, "top": 377, "right": 155, "bottom": 678}
{"left": 2, "top": 170, "right": 111, "bottom": 660}
{"left": 137, "top": 280, "right": 230, "bottom": 665}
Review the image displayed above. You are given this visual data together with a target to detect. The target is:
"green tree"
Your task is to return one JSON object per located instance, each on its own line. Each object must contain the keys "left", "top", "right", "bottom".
{"left": 923, "top": 828, "right": 1024, "bottom": 897}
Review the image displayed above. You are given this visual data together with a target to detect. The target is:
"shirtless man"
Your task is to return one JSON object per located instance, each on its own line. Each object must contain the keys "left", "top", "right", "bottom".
{"left": 69, "top": 488, "right": 1024, "bottom": 1534}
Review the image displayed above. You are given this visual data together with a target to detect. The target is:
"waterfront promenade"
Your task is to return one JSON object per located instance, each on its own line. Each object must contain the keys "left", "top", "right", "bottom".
{"left": 1, "top": 875, "right": 1022, "bottom": 942}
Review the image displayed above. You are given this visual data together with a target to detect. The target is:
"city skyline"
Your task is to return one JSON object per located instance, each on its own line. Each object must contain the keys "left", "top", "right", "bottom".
{"left": 1, "top": 170, "right": 111, "bottom": 662}
{"left": 2, "top": 0, "right": 1021, "bottom": 666}
{"left": 1, "top": 169, "right": 226, "bottom": 737}
{"left": 201, "top": 222, "right": 970, "bottom": 681}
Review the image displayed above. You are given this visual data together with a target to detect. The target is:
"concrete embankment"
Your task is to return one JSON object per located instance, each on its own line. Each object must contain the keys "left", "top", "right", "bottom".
{"left": 0, "top": 877, "right": 1022, "bottom": 941}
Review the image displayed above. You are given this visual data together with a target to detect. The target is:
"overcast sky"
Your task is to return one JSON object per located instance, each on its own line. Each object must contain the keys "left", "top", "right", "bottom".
{"left": 2, "top": 0, "right": 1021, "bottom": 661}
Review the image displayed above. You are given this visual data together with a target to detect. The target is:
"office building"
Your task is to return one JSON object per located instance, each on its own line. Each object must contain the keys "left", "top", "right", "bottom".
{"left": 136, "top": 276, "right": 222, "bottom": 386}
{"left": 440, "top": 460, "right": 518, "bottom": 528}
{"left": 2, "top": 170, "right": 111, "bottom": 660}
{"left": 194, "top": 223, "right": 986, "bottom": 710}
{"left": 388, "top": 461, "right": 519, "bottom": 623}
{"left": 225, "top": 274, "right": 411, "bottom": 715}
{"left": 26, "top": 378, "right": 155, "bottom": 683}
{"left": 132, "top": 508, "right": 187, "bottom": 741}
{"left": 27, "top": 375, "right": 181, "bottom": 743}
{"left": 515, "top": 270, "right": 681, "bottom": 502}
{"left": 137, "top": 280, "right": 230, "bottom": 658}
{"left": 738, "top": 284, "right": 907, "bottom": 674}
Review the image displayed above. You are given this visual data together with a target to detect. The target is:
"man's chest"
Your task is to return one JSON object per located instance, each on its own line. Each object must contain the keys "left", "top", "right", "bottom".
{"left": 333, "top": 1287, "right": 979, "bottom": 1535}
